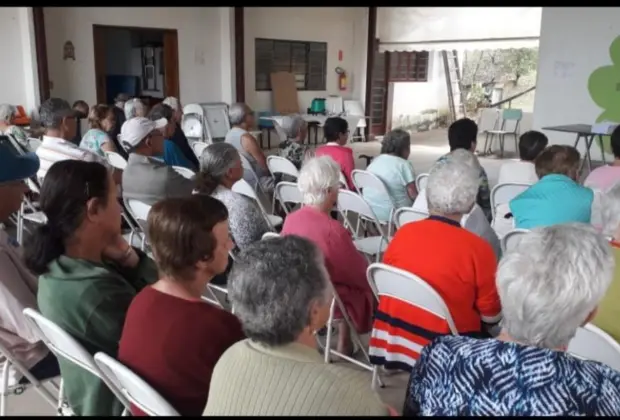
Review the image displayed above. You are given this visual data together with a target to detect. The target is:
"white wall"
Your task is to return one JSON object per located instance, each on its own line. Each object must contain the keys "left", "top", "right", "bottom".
{"left": 243, "top": 7, "right": 368, "bottom": 113}
{"left": 533, "top": 7, "right": 619, "bottom": 161}
{"left": 0, "top": 7, "right": 39, "bottom": 113}
{"left": 44, "top": 7, "right": 231, "bottom": 106}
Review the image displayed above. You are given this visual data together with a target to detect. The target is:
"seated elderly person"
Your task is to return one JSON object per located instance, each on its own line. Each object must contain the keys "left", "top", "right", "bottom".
{"left": 204, "top": 235, "right": 389, "bottom": 416}
{"left": 119, "top": 195, "right": 244, "bottom": 416}
{"left": 24, "top": 160, "right": 158, "bottom": 416}
{"left": 362, "top": 128, "right": 417, "bottom": 222}
{"left": 412, "top": 149, "right": 501, "bottom": 259}
{"left": 281, "top": 156, "right": 374, "bottom": 355}
{"left": 79, "top": 104, "right": 118, "bottom": 157}
{"left": 315, "top": 117, "right": 355, "bottom": 190}
{"left": 162, "top": 96, "right": 199, "bottom": 168}
{"left": 148, "top": 103, "right": 196, "bottom": 170}
{"left": 196, "top": 142, "right": 271, "bottom": 250}
{"left": 404, "top": 223, "right": 620, "bottom": 416}
{"left": 124, "top": 97, "right": 147, "bottom": 121}
{"left": 108, "top": 94, "right": 128, "bottom": 157}
{"left": 225, "top": 103, "right": 274, "bottom": 193}
{"left": 121, "top": 117, "right": 195, "bottom": 206}
{"left": 277, "top": 114, "right": 312, "bottom": 169}
{"left": 509, "top": 145, "right": 593, "bottom": 229}
{"left": 586, "top": 125, "right": 620, "bottom": 191}
{"left": 592, "top": 182, "right": 620, "bottom": 343}
{"left": 0, "top": 103, "right": 29, "bottom": 150}
{"left": 70, "top": 100, "right": 89, "bottom": 145}
{"left": 498, "top": 130, "right": 548, "bottom": 185}
{"left": 384, "top": 158, "right": 501, "bottom": 342}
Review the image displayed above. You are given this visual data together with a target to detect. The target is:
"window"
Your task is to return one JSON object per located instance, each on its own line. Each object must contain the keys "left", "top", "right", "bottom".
{"left": 387, "top": 51, "right": 429, "bottom": 82}
{"left": 255, "top": 38, "right": 327, "bottom": 91}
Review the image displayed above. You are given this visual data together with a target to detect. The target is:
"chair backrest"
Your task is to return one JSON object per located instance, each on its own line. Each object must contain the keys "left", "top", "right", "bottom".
{"left": 261, "top": 232, "right": 281, "bottom": 240}
{"left": 337, "top": 189, "right": 386, "bottom": 239}
{"left": 182, "top": 104, "right": 204, "bottom": 116}
{"left": 275, "top": 181, "right": 303, "bottom": 214}
{"left": 104, "top": 151, "right": 128, "bottom": 171}
{"left": 343, "top": 100, "right": 366, "bottom": 128}
{"left": 367, "top": 263, "right": 458, "bottom": 334}
{"left": 94, "top": 353, "right": 180, "bottom": 416}
{"left": 490, "top": 182, "right": 530, "bottom": 220}
{"left": 27, "top": 137, "right": 42, "bottom": 151}
{"left": 232, "top": 178, "right": 259, "bottom": 201}
{"left": 191, "top": 141, "right": 209, "bottom": 159}
{"left": 326, "top": 96, "right": 344, "bottom": 114}
{"left": 502, "top": 108, "right": 523, "bottom": 121}
{"left": 501, "top": 228, "right": 530, "bottom": 253}
{"left": 126, "top": 199, "right": 152, "bottom": 223}
{"left": 266, "top": 155, "right": 299, "bottom": 179}
{"left": 567, "top": 324, "right": 620, "bottom": 372}
{"left": 415, "top": 173, "right": 429, "bottom": 192}
{"left": 238, "top": 153, "right": 262, "bottom": 192}
{"left": 172, "top": 166, "right": 195, "bottom": 180}
{"left": 393, "top": 207, "right": 428, "bottom": 230}
{"left": 338, "top": 172, "right": 348, "bottom": 189}
{"left": 351, "top": 169, "right": 396, "bottom": 209}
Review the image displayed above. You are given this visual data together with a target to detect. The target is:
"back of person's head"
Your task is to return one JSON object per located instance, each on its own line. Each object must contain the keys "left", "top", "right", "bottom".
{"left": 196, "top": 142, "right": 241, "bottom": 195}
{"left": 298, "top": 156, "right": 341, "bottom": 206}
{"left": 497, "top": 223, "right": 614, "bottom": 349}
{"left": 381, "top": 129, "right": 411, "bottom": 158}
{"left": 323, "top": 117, "right": 348, "bottom": 143}
{"left": 114, "top": 93, "right": 129, "bottom": 106}
{"left": 38, "top": 97, "right": 75, "bottom": 130}
{"left": 610, "top": 125, "right": 620, "bottom": 159}
{"left": 447, "top": 118, "right": 478, "bottom": 151}
{"left": 148, "top": 103, "right": 173, "bottom": 122}
{"left": 148, "top": 195, "right": 230, "bottom": 280}
{"left": 88, "top": 104, "right": 113, "bottom": 130}
{"left": 600, "top": 182, "right": 620, "bottom": 238}
{"left": 229, "top": 235, "right": 331, "bottom": 346}
{"left": 279, "top": 114, "right": 307, "bottom": 140}
{"left": 24, "top": 160, "right": 111, "bottom": 275}
{"left": 124, "top": 98, "right": 145, "bottom": 120}
{"left": 427, "top": 158, "right": 479, "bottom": 216}
{"left": 0, "top": 103, "right": 17, "bottom": 123}
{"left": 445, "top": 148, "right": 483, "bottom": 174}
{"left": 518, "top": 131, "right": 548, "bottom": 161}
{"left": 534, "top": 145, "right": 580, "bottom": 180}
{"left": 72, "top": 100, "right": 89, "bottom": 119}
{"left": 228, "top": 103, "right": 253, "bottom": 126}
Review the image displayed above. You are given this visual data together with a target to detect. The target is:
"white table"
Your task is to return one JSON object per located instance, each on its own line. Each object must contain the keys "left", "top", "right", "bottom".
{"left": 260, "top": 114, "right": 368, "bottom": 144}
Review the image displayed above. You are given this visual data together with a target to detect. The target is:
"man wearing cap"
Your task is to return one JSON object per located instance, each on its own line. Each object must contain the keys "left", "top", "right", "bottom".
{"left": 121, "top": 117, "right": 195, "bottom": 206}
{"left": 35, "top": 98, "right": 105, "bottom": 181}
{"left": 0, "top": 141, "right": 60, "bottom": 386}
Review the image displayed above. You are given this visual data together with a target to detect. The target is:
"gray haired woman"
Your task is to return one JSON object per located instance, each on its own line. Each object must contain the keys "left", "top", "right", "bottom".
{"left": 0, "top": 103, "right": 29, "bottom": 150}
{"left": 404, "top": 223, "right": 620, "bottom": 416}
{"left": 277, "top": 114, "right": 312, "bottom": 168}
{"left": 204, "top": 235, "right": 389, "bottom": 416}
{"left": 196, "top": 142, "right": 271, "bottom": 250}
{"left": 123, "top": 98, "right": 147, "bottom": 120}
{"left": 362, "top": 129, "right": 417, "bottom": 222}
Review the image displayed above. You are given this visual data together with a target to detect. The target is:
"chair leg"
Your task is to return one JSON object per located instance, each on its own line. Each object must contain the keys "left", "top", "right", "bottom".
{"left": 1, "top": 360, "right": 9, "bottom": 416}
{"left": 324, "top": 299, "right": 336, "bottom": 364}
{"left": 499, "top": 135, "right": 505, "bottom": 159}
{"left": 483, "top": 132, "right": 491, "bottom": 155}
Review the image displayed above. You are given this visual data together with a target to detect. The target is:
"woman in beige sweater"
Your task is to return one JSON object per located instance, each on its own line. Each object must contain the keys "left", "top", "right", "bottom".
{"left": 203, "top": 235, "right": 389, "bottom": 417}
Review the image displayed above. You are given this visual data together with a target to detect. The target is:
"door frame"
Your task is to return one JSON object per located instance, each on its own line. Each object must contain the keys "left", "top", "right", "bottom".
{"left": 363, "top": 7, "right": 378, "bottom": 138}
{"left": 234, "top": 7, "right": 245, "bottom": 103}
{"left": 32, "top": 7, "right": 50, "bottom": 102}
{"left": 92, "top": 24, "right": 180, "bottom": 104}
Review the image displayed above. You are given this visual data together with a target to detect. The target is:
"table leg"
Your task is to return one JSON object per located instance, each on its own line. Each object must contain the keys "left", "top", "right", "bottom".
{"left": 576, "top": 134, "right": 587, "bottom": 175}
{"left": 585, "top": 134, "right": 594, "bottom": 173}
{"left": 597, "top": 134, "right": 607, "bottom": 164}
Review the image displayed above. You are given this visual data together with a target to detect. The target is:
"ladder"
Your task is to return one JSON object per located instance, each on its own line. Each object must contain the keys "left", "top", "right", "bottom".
{"left": 442, "top": 50, "right": 467, "bottom": 124}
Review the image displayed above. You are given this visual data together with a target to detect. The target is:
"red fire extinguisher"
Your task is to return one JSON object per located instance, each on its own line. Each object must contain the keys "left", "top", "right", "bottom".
{"left": 336, "top": 67, "right": 347, "bottom": 91}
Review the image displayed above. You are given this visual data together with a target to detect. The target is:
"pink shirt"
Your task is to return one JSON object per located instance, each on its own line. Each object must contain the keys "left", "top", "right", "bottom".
{"left": 281, "top": 206, "right": 374, "bottom": 333}
{"left": 315, "top": 143, "right": 355, "bottom": 190}
{"left": 584, "top": 165, "right": 620, "bottom": 191}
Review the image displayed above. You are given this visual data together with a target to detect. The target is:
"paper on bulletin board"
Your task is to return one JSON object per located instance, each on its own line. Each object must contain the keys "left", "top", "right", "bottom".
{"left": 270, "top": 72, "right": 300, "bottom": 115}
{"left": 553, "top": 61, "right": 575, "bottom": 79}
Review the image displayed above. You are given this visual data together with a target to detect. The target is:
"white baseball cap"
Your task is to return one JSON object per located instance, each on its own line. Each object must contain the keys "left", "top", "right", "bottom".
{"left": 119, "top": 117, "right": 168, "bottom": 150}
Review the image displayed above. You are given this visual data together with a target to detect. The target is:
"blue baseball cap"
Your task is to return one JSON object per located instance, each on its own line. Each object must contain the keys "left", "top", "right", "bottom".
{"left": 0, "top": 140, "right": 40, "bottom": 184}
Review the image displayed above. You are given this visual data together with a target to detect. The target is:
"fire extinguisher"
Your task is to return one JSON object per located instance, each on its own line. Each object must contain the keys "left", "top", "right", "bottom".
{"left": 335, "top": 67, "right": 347, "bottom": 91}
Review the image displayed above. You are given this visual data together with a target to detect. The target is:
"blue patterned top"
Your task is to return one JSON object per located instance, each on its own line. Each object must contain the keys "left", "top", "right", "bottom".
{"left": 404, "top": 335, "right": 620, "bottom": 416}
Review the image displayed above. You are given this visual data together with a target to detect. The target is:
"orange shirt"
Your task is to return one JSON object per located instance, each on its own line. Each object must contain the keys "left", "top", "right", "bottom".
{"left": 383, "top": 216, "right": 501, "bottom": 335}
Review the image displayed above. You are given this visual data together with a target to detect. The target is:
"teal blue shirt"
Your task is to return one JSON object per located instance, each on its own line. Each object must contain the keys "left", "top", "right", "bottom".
{"left": 509, "top": 174, "right": 594, "bottom": 229}
{"left": 162, "top": 139, "right": 196, "bottom": 171}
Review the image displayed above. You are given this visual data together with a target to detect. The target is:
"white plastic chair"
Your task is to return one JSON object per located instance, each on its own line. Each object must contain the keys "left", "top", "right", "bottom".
{"left": 415, "top": 173, "right": 429, "bottom": 192}
{"left": 182, "top": 104, "right": 207, "bottom": 143}
{"left": 351, "top": 169, "right": 397, "bottom": 236}
{"left": 567, "top": 323, "right": 620, "bottom": 371}
{"left": 93, "top": 353, "right": 180, "bottom": 416}
{"left": 344, "top": 100, "right": 367, "bottom": 142}
{"left": 261, "top": 232, "right": 280, "bottom": 240}
{"left": 490, "top": 182, "right": 530, "bottom": 221}
{"left": 339, "top": 172, "right": 348, "bottom": 189}
{"left": 27, "top": 137, "right": 42, "bottom": 152}
{"left": 191, "top": 141, "right": 209, "bottom": 160}
{"left": 393, "top": 207, "right": 429, "bottom": 230}
{"left": 232, "top": 179, "right": 282, "bottom": 230}
{"left": 104, "top": 151, "right": 128, "bottom": 171}
{"left": 274, "top": 181, "right": 303, "bottom": 214}
{"left": 501, "top": 228, "right": 530, "bottom": 253}
{"left": 267, "top": 156, "right": 300, "bottom": 210}
{"left": 172, "top": 166, "right": 196, "bottom": 180}
{"left": 126, "top": 200, "right": 152, "bottom": 251}
{"left": 366, "top": 263, "right": 458, "bottom": 389}
{"left": 21, "top": 309, "right": 131, "bottom": 415}
{"left": 337, "top": 190, "right": 389, "bottom": 261}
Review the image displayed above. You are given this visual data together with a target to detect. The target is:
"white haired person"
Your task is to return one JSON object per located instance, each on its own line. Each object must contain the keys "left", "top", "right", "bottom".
{"left": 225, "top": 103, "right": 274, "bottom": 193}
{"left": 204, "top": 235, "right": 389, "bottom": 416}
{"left": 281, "top": 156, "right": 374, "bottom": 356}
{"left": 404, "top": 223, "right": 620, "bottom": 416}
{"left": 0, "top": 104, "right": 29, "bottom": 150}
{"left": 277, "top": 114, "right": 312, "bottom": 168}
{"left": 383, "top": 158, "right": 501, "bottom": 343}
{"left": 412, "top": 149, "right": 502, "bottom": 259}
{"left": 124, "top": 98, "right": 147, "bottom": 121}
{"left": 591, "top": 181, "right": 620, "bottom": 343}
{"left": 162, "top": 96, "right": 199, "bottom": 168}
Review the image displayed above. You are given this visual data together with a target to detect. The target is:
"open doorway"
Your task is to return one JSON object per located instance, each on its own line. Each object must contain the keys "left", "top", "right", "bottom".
{"left": 92, "top": 25, "right": 180, "bottom": 108}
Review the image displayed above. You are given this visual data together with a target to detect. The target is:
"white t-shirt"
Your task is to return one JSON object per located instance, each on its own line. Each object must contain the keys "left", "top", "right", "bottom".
{"left": 497, "top": 160, "right": 538, "bottom": 185}
{"left": 36, "top": 135, "right": 105, "bottom": 181}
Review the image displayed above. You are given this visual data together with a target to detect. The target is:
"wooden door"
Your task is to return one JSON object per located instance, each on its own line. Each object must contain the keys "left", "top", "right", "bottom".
{"left": 162, "top": 30, "right": 180, "bottom": 100}
{"left": 370, "top": 52, "right": 388, "bottom": 136}
{"left": 32, "top": 7, "right": 50, "bottom": 102}
{"left": 93, "top": 25, "right": 107, "bottom": 104}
